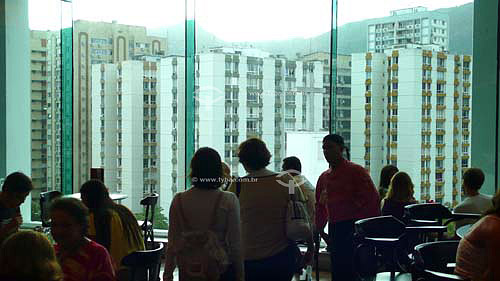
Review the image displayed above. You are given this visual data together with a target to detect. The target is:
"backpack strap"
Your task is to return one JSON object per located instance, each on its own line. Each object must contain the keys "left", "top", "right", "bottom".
{"left": 177, "top": 193, "right": 192, "bottom": 231}
{"left": 209, "top": 192, "right": 224, "bottom": 228}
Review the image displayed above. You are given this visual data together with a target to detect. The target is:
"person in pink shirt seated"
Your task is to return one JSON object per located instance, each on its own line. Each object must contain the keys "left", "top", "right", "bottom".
{"left": 315, "top": 134, "right": 380, "bottom": 281}
{"left": 50, "top": 198, "right": 115, "bottom": 281}
{"left": 455, "top": 188, "right": 500, "bottom": 281}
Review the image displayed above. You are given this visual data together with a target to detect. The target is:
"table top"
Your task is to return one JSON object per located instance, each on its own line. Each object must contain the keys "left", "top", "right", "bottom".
{"left": 66, "top": 192, "right": 128, "bottom": 201}
{"left": 456, "top": 223, "right": 472, "bottom": 239}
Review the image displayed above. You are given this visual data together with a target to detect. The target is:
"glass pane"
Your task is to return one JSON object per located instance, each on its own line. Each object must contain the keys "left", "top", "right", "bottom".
{"left": 342, "top": 0, "right": 474, "bottom": 208}
{"left": 71, "top": 0, "right": 184, "bottom": 230}
{"left": 28, "top": 0, "right": 68, "bottom": 221}
{"left": 192, "top": 0, "right": 333, "bottom": 186}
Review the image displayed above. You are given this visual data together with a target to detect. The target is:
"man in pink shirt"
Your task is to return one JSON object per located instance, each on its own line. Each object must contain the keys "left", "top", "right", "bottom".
{"left": 315, "top": 134, "right": 380, "bottom": 281}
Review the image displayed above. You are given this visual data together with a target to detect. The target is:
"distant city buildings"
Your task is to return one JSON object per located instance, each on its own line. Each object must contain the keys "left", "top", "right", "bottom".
{"left": 351, "top": 48, "right": 472, "bottom": 207}
{"left": 366, "top": 7, "right": 449, "bottom": 53}
{"left": 301, "top": 52, "right": 352, "bottom": 148}
{"left": 29, "top": 5, "right": 472, "bottom": 216}
{"left": 72, "top": 20, "right": 167, "bottom": 192}
{"left": 92, "top": 47, "right": 328, "bottom": 214}
{"left": 29, "top": 30, "right": 62, "bottom": 201}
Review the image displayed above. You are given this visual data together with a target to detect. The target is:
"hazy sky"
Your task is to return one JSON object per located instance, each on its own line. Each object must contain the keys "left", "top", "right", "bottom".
{"left": 29, "top": 0, "right": 473, "bottom": 41}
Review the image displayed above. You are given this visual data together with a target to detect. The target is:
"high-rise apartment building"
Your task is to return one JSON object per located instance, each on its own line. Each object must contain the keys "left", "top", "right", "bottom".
{"left": 351, "top": 48, "right": 472, "bottom": 207}
{"left": 367, "top": 7, "right": 449, "bottom": 53}
{"left": 159, "top": 47, "right": 326, "bottom": 214}
{"left": 91, "top": 58, "right": 161, "bottom": 212}
{"left": 29, "top": 30, "right": 62, "bottom": 201}
{"left": 73, "top": 20, "right": 166, "bottom": 192}
{"left": 94, "top": 47, "right": 327, "bottom": 215}
{"left": 301, "top": 52, "right": 352, "bottom": 148}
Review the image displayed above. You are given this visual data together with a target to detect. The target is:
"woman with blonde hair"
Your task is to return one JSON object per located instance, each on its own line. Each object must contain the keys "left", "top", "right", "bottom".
{"left": 0, "top": 230, "right": 63, "bottom": 281}
{"left": 381, "top": 171, "right": 417, "bottom": 220}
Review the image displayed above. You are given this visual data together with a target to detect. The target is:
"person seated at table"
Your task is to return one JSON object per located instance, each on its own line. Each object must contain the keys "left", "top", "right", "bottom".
{"left": 454, "top": 168, "right": 492, "bottom": 228}
{"left": 80, "top": 179, "right": 144, "bottom": 269}
{"left": 0, "top": 172, "right": 34, "bottom": 245}
{"left": 455, "top": 188, "right": 500, "bottom": 281}
{"left": 0, "top": 230, "right": 63, "bottom": 281}
{"left": 50, "top": 197, "right": 115, "bottom": 281}
{"left": 381, "top": 171, "right": 417, "bottom": 220}
{"left": 378, "top": 165, "right": 399, "bottom": 199}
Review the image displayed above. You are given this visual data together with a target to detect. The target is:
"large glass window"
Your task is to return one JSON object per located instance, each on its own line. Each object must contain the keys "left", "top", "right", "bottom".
{"left": 7, "top": 0, "right": 496, "bottom": 230}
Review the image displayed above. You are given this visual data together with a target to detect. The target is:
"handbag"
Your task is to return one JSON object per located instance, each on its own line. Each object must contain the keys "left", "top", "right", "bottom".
{"left": 286, "top": 186, "right": 312, "bottom": 242}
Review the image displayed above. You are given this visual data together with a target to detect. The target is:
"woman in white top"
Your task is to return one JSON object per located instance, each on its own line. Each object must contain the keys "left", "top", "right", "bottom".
{"left": 164, "top": 147, "right": 244, "bottom": 281}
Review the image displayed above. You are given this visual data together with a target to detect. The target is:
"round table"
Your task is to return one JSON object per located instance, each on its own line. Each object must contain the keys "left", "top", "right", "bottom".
{"left": 456, "top": 224, "right": 472, "bottom": 239}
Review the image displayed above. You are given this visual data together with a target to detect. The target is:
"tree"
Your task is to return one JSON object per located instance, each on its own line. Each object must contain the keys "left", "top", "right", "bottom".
{"left": 135, "top": 205, "right": 169, "bottom": 230}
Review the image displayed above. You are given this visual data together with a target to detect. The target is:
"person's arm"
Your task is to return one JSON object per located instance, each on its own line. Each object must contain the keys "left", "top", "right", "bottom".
{"left": 225, "top": 193, "right": 244, "bottom": 281}
{"left": 352, "top": 166, "right": 380, "bottom": 215}
{"left": 163, "top": 194, "right": 180, "bottom": 281}
{"left": 314, "top": 175, "right": 328, "bottom": 232}
{"left": 0, "top": 210, "right": 22, "bottom": 243}
{"left": 90, "top": 244, "right": 116, "bottom": 281}
{"left": 483, "top": 216, "right": 500, "bottom": 280}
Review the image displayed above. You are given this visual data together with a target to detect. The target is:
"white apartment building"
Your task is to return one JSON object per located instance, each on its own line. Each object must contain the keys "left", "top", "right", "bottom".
{"left": 301, "top": 52, "right": 352, "bottom": 148}
{"left": 159, "top": 48, "right": 325, "bottom": 215}
{"left": 351, "top": 48, "right": 472, "bottom": 207}
{"left": 367, "top": 7, "right": 449, "bottom": 53}
{"left": 73, "top": 20, "right": 166, "bottom": 192}
{"left": 91, "top": 58, "right": 160, "bottom": 213}
{"left": 93, "top": 47, "right": 327, "bottom": 215}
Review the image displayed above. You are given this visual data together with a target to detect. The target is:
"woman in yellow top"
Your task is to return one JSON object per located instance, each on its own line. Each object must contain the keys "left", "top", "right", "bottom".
{"left": 80, "top": 179, "right": 145, "bottom": 270}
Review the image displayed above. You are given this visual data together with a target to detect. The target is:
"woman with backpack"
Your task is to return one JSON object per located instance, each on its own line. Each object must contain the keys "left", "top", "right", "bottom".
{"left": 163, "top": 147, "right": 244, "bottom": 281}
{"left": 227, "top": 138, "right": 314, "bottom": 281}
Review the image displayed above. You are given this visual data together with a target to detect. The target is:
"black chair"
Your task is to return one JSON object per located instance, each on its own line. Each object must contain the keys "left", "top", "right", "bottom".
{"left": 140, "top": 193, "right": 159, "bottom": 248}
{"left": 354, "top": 216, "right": 410, "bottom": 281}
{"left": 413, "top": 241, "right": 469, "bottom": 281}
{"left": 40, "top": 190, "right": 63, "bottom": 227}
{"left": 404, "top": 203, "right": 480, "bottom": 241}
{"left": 120, "top": 242, "right": 164, "bottom": 281}
{"left": 354, "top": 215, "right": 451, "bottom": 281}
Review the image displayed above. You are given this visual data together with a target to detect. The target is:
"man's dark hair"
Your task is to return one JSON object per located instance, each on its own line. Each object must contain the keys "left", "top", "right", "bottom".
{"left": 463, "top": 168, "right": 485, "bottom": 191}
{"left": 190, "top": 147, "right": 223, "bottom": 189}
{"left": 323, "top": 134, "right": 350, "bottom": 160}
{"left": 1, "top": 172, "right": 34, "bottom": 193}
{"left": 237, "top": 138, "right": 271, "bottom": 170}
{"left": 282, "top": 156, "right": 302, "bottom": 175}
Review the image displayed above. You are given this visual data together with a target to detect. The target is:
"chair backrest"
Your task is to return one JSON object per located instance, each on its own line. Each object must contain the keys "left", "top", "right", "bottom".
{"left": 355, "top": 215, "right": 406, "bottom": 238}
{"left": 121, "top": 242, "right": 164, "bottom": 281}
{"left": 40, "top": 190, "right": 63, "bottom": 227}
{"left": 141, "top": 193, "right": 159, "bottom": 222}
{"left": 414, "top": 240, "right": 459, "bottom": 274}
{"left": 141, "top": 193, "right": 159, "bottom": 247}
{"left": 404, "top": 203, "right": 452, "bottom": 225}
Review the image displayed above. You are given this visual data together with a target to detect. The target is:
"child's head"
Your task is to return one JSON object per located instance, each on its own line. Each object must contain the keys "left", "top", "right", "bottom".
{"left": 282, "top": 156, "right": 302, "bottom": 176}
{"left": 386, "top": 171, "right": 414, "bottom": 202}
{"left": 0, "top": 230, "right": 63, "bottom": 281}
